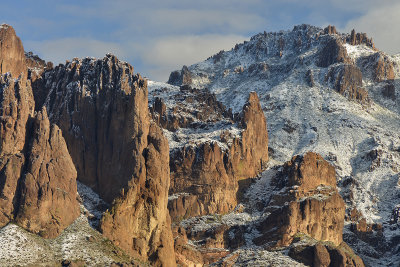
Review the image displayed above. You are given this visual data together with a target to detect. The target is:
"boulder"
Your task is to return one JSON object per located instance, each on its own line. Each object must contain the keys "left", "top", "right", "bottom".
{"left": 382, "top": 82, "right": 396, "bottom": 100}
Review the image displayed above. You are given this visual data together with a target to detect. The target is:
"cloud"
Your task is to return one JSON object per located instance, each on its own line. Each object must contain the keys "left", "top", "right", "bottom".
{"left": 136, "top": 34, "right": 247, "bottom": 81}
{"left": 344, "top": 2, "right": 400, "bottom": 54}
{"left": 24, "top": 38, "right": 126, "bottom": 65}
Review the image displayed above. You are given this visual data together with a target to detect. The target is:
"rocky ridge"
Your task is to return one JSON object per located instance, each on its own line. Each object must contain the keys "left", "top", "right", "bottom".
{"left": 167, "top": 24, "right": 400, "bottom": 266}
{"left": 0, "top": 22, "right": 400, "bottom": 266}
{"left": 39, "top": 55, "right": 176, "bottom": 266}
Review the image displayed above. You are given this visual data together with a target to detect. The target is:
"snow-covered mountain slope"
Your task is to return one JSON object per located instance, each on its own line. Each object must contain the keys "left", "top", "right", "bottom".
{"left": 163, "top": 24, "right": 400, "bottom": 265}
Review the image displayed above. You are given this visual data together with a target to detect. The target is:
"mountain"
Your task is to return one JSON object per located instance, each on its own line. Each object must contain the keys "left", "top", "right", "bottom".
{"left": 162, "top": 24, "right": 400, "bottom": 266}
{"left": 0, "top": 22, "right": 399, "bottom": 266}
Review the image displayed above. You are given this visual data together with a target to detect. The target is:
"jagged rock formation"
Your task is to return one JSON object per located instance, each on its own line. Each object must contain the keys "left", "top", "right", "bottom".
{"left": 326, "top": 64, "right": 370, "bottom": 105}
{"left": 100, "top": 123, "right": 176, "bottom": 266}
{"left": 317, "top": 38, "right": 350, "bottom": 68}
{"left": 165, "top": 91, "right": 268, "bottom": 220}
{"left": 0, "top": 73, "right": 79, "bottom": 238}
{"left": 251, "top": 152, "right": 364, "bottom": 265}
{"left": 305, "top": 69, "right": 315, "bottom": 87}
{"left": 168, "top": 65, "right": 193, "bottom": 86}
{"left": 347, "top": 29, "right": 375, "bottom": 49}
{"left": 374, "top": 54, "right": 395, "bottom": 82}
{"left": 324, "top": 25, "right": 337, "bottom": 35}
{"left": 150, "top": 85, "right": 230, "bottom": 131}
{"left": 15, "top": 108, "right": 80, "bottom": 238}
{"left": 289, "top": 241, "right": 364, "bottom": 267}
{"left": 0, "top": 24, "right": 27, "bottom": 79}
{"left": 41, "top": 55, "right": 176, "bottom": 266}
{"left": 254, "top": 152, "right": 345, "bottom": 247}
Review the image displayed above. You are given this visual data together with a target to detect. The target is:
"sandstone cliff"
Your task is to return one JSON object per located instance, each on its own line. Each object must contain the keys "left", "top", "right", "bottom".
{"left": 42, "top": 55, "right": 176, "bottom": 266}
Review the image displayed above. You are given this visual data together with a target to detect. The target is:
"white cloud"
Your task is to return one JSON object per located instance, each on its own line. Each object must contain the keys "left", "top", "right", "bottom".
{"left": 136, "top": 34, "right": 247, "bottom": 81}
{"left": 344, "top": 2, "right": 400, "bottom": 54}
{"left": 24, "top": 38, "right": 126, "bottom": 65}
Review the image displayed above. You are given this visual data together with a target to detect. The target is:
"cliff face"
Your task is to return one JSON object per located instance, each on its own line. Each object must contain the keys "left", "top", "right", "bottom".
{"left": 0, "top": 73, "right": 79, "bottom": 237}
{"left": 165, "top": 91, "right": 268, "bottom": 220}
{"left": 15, "top": 108, "right": 79, "bottom": 238}
{"left": 0, "top": 24, "right": 27, "bottom": 79}
{"left": 251, "top": 152, "right": 364, "bottom": 266}
{"left": 42, "top": 55, "right": 176, "bottom": 266}
{"left": 255, "top": 152, "right": 345, "bottom": 247}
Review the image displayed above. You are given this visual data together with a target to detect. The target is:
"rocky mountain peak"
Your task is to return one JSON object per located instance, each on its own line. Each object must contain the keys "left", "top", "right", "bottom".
{"left": 0, "top": 24, "right": 27, "bottom": 79}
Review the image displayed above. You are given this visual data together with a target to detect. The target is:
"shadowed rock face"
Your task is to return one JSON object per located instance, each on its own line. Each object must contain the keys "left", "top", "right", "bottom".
{"left": 42, "top": 55, "right": 176, "bottom": 266}
{"left": 255, "top": 152, "right": 345, "bottom": 247}
{"left": 0, "top": 73, "right": 79, "bottom": 238}
{"left": 327, "top": 64, "right": 370, "bottom": 105}
{"left": 15, "top": 108, "right": 80, "bottom": 238}
{"left": 318, "top": 38, "right": 350, "bottom": 68}
{"left": 168, "top": 92, "right": 268, "bottom": 220}
{"left": 347, "top": 29, "right": 375, "bottom": 49}
{"left": 374, "top": 54, "right": 395, "bottom": 82}
{"left": 0, "top": 74, "right": 34, "bottom": 227}
{"left": 289, "top": 241, "right": 365, "bottom": 267}
{"left": 0, "top": 24, "right": 27, "bottom": 79}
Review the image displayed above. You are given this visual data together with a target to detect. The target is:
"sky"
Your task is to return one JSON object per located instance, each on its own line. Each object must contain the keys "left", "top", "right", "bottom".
{"left": 1, "top": 0, "right": 399, "bottom": 81}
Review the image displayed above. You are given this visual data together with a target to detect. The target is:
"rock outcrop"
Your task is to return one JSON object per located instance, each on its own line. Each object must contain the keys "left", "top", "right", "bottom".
{"left": 289, "top": 241, "right": 364, "bottom": 267}
{"left": 42, "top": 55, "right": 176, "bottom": 266}
{"left": 168, "top": 92, "right": 268, "bottom": 220}
{"left": 374, "top": 53, "right": 395, "bottom": 82}
{"left": 0, "top": 73, "right": 79, "bottom": 237}
{"left": 323, "top": 25, "right": 337, "bottom": 35}
{"left": 0, "top": 24, "right": 27, "bottom": 79}
{"left": 318, "top": 38, "right": 350, "bottom": 68}
{"left": 347, "top": 29, "right": 375, "bottom": 49}
{"left": 382, "top": 82, "right": 396, "bottom": 100}
{"left": 168, "top": 65, "right": 193, "bottom": 86}
{"left": 254, "top": 152, "right": 345, "bottom": 247}
{"left": 150, "top": 86, "right": 230, "bottom": 131}
{"left": 15, "top": 108, "right": 79, "bottom": 238}
{"left": 326, "top": 64, "right": 370, "bottom": 105}
{"left": 25, "top": 52, "right": 53, "bottom": 110}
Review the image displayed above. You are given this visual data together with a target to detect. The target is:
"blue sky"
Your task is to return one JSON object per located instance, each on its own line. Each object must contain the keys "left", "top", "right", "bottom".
{"left": 2, "top": 0, "right": 399, "bottom": 81}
